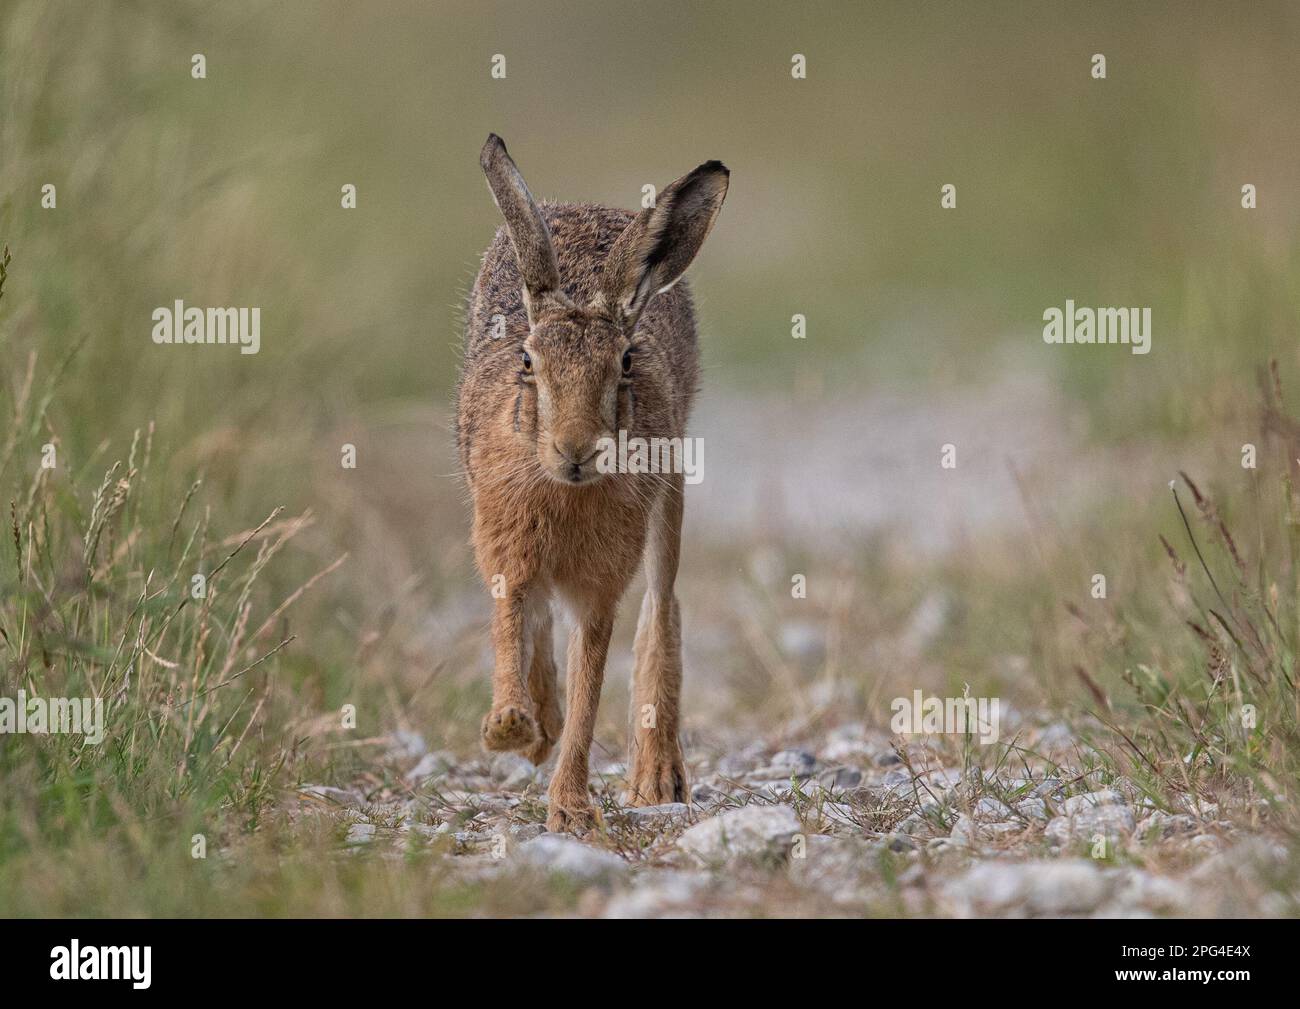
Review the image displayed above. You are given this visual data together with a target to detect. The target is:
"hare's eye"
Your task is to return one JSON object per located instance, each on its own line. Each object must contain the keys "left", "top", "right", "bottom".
{"left": 621, "top": 349, "right": 633, "bottom": 375}
{"left": 521, "top": 350, "right": 532, "bottom": 373}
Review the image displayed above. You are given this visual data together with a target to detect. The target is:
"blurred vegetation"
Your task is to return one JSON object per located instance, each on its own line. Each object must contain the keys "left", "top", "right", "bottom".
{"left": 1, "top": 0, "right": 1298, "bottom": 915}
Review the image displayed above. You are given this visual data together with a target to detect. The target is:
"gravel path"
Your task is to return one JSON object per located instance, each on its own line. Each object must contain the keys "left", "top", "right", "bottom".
{"left": 292, "top": 722, "right": 1290, "bottom": 918}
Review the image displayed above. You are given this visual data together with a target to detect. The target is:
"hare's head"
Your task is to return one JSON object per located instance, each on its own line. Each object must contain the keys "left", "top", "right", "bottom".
{"left": 480, "top": 134, "right": 727, "bottom": 485}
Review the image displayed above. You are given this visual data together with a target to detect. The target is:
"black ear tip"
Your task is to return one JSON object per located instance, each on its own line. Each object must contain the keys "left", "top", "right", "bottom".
{"left": 702, "top": 160, "right": 729, "bottom": 177}
{"left": 480, "top": 134, "right": 507, "bottom": 169}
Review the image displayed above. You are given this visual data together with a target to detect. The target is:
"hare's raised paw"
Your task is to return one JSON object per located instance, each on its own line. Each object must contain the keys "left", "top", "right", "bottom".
{"left": 481, "top": 704, "right": 538, "bottom": 752}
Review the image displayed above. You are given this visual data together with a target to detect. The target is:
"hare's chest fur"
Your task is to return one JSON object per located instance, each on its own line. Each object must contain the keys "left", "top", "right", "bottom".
{"left": 471, "top": 469, "right": 652, "bottom": 601}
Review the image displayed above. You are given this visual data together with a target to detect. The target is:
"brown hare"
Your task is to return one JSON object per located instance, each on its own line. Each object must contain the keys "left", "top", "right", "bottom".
{"left": 457, "top": 134, "right": 728, "bottom": 832}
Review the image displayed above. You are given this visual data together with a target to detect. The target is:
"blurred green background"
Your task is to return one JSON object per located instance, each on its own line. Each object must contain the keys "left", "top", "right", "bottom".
{"left": 6, "top": 0, "right": 1298, "bottom": 439}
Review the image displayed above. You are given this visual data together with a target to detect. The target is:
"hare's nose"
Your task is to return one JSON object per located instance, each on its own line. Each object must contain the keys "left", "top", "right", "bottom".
{"left": 553, "top": 439, "right": 596, "bottom": 465}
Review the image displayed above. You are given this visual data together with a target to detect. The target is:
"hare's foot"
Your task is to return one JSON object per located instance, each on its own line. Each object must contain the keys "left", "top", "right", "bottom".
{"left": 481, "top": 704, "right": 538, "bottom": 752}
{"left": 625, "top": 745, "right": 687, "bottom": 806}
{"left": 545, "top": 795, "right": 597, "bottom": 834}
{"left": 546, "top": 767, "right": 597, "bottom": 833}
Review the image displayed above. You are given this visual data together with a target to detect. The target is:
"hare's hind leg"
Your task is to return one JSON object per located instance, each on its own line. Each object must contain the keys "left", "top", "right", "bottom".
{"left": 481, "top": 588, "right": 543, "bottom": 752}
{"left": 626, "top": 473, "right": 688, "bottom": 806}
{"left": 546, "top": 599, "right": 616, "bottom": 832}
{"left": 523, "top": 601, "right": 563, "bottom": 766}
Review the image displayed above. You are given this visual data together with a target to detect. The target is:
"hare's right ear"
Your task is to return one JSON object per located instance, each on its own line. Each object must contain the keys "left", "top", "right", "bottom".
{"left": 601, "top": 159, "right": 729, "bottom": 331}
{"left": 480, "top": 134, "right": 571, "bottom": 321}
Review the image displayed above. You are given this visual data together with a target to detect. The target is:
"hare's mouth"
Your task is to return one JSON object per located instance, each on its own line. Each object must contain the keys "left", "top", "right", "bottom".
{"left": 543, "top": 451, "right": 603, "bottom": 487}
{"left": 560, "top": 459, "right": 602, "bottom": 486}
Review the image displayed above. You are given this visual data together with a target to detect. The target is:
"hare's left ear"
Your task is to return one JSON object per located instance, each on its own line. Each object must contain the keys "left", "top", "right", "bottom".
{"left": 480, "top": 134, "right": 571, "bottom": 322}
{"left": 601, "top": 160, "right": 729, "bottom": 330}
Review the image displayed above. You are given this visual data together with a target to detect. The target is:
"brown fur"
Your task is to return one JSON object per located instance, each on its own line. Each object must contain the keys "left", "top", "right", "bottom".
{"left": 455, "top": 135, "right": 727, "bottom": 832}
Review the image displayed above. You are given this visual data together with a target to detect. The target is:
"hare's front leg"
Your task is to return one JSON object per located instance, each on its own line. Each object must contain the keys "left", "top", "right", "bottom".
{"left": 481, "top": 589, "right": 540, "bottom": 752}
{"left": 546, "top": 602, "right": 615, "bottom": 832}
{"left": 627, "top": 475, "right": 688, "bottom": 806}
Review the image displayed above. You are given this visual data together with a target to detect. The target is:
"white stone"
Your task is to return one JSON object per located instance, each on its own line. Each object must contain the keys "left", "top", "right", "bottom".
{"left": 677, "top": 804, "right": 801, "bottom": 866}
{"left": 515, "top": 835, "right": 627, "bottom": 886}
